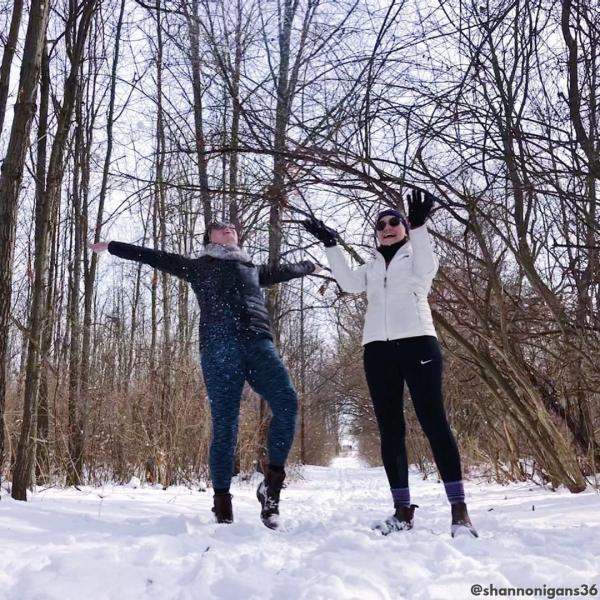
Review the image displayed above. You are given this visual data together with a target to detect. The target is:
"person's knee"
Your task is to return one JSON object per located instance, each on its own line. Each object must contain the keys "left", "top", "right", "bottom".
{"left": 265, "top": 375, "right": 297, "bottom": 413}
{"left": 212, "top": 416, "right": 238, "bottom": 442}
{"left": 424, "top": 427, "right": 457, "bottom": 451}
{"left": 272, "top": 393, "right": 298, "bottom": 425}
{"left": 287, "top": 389, "right": 298, "bottom": 415}
{"left": 416, "top": 408, "right": 447, "bottom": 433}
{"left": 378, "top": 416, "right": 405, "bottom": 436}
{"left": 380, "top": 427, "right": 405, "bottom": 450}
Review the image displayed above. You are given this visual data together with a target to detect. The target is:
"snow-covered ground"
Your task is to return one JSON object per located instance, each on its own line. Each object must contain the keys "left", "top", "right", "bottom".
{"left": 1, "top": 456, "right": 599, "bottom": 600}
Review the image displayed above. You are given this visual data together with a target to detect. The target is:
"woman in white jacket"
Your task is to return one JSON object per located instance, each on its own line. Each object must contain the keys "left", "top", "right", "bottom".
{"left": 303, "top": 191, "right": 477, "bottom": 537}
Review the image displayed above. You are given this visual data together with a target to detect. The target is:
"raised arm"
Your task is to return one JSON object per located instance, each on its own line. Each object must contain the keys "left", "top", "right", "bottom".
{"left": 406, "top": 190, "right": 438, "bottom": 281}
{"left": 103, "top": 241, "right": 195, "bottom": 280}
{"left": 409, "top": 226, "right": 439, "bottom": 280}
{"left": 258, "top": 261, "right": 316, "bottom": 286}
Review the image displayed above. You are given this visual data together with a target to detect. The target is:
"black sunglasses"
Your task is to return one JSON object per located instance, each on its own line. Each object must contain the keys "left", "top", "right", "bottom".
{"left": 376, "top": 216, "right": 401, "bottom": 231}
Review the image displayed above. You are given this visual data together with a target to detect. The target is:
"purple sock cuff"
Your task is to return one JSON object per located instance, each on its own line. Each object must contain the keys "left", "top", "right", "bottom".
{"left": 391, "top": 487, "right": 411, "bottom": 507}
{"left": 444, "top": 480, "right": 465, "bottom": 505}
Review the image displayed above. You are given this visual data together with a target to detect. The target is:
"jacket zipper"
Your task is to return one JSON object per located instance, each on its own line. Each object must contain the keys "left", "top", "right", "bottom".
{"left": 382, "top": 251, "right": 409, "bottom": 341}
{"left": 384, "top": 273, "right": 388, "bottom": 340}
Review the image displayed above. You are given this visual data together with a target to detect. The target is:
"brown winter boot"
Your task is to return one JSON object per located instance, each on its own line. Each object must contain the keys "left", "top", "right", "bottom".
{"left": 451, "top": 502, "right": 478, "bottom": 538}
{"left": 212, "top": 492, "right": 233, "bottom": 524}
{"left": 393, "top": 504, "right": 418, "bottom": 530}
{"left": 256, "top": 467, "right": 286, "bottom": 530}
{"left": 372, "top": 504, "right": 418, "bottom": 535}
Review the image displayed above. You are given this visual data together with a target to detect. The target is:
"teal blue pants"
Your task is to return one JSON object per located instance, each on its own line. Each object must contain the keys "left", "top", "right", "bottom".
{"left": 201, "top": 337, "right": 298, "bottom": 490}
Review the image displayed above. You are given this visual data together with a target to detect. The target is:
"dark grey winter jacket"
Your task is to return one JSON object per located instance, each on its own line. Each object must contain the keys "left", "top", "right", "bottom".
{"left": 108, "top": 241, "right": 315, "bottom": 347}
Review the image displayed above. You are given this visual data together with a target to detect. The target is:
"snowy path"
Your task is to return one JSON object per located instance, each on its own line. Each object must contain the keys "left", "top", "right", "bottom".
{"left": 1, "top": 458, "right": 599, "bottom": 600}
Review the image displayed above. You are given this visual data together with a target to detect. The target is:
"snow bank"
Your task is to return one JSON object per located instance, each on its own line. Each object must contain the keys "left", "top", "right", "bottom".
{"left": 1, "top": 461, "right": 598, "bottom": 600}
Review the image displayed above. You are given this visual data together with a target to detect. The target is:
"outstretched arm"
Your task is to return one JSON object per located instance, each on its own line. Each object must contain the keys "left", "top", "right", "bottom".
{"left": 258, "top": 261, "right": 317, "bottom": 286}
{"left": 323, "top": 246, "right": 367, "bottom": 293}
{"left": 301, "top": 218, "right": 366, "bottom": 293}
{"left": 90, "top": 241, "right": 194, "bottom": 280}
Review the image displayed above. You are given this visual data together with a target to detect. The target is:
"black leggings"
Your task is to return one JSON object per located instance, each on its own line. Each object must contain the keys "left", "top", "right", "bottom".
{"left": 363, "top": 336, "right": 462, "bottom": 488}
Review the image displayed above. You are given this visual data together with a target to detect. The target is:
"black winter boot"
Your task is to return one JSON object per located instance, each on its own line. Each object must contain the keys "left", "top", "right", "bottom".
{"left": 212, "top": 492, "right": 233, "bottom": 524}
{"left": 451, "top": 502, "right": 478, "bottom": 538}
{"left": 256, "top": 467, "right": 285, "bottom": 530}
{"left": 372, "top": 504, "right": 418, "bottom": 535}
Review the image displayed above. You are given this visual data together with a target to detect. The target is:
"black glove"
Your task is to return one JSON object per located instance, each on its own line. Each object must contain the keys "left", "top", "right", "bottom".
{"left": 302, "top": 218, "right": 338, "bottom": 247}
{"left": 407, "top": 189, "right": 435, "bottom": 228}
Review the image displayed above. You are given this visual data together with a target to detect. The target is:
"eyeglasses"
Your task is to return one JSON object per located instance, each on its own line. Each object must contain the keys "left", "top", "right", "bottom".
{"left": 376, "top": 216, "right": 401, "bottom": 231}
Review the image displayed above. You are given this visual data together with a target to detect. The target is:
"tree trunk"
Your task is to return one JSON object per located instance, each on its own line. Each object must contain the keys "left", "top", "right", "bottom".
{"left": 300, "top": 277, "right": 306, "bottom": 464}
{"left": 12, "top": 0, "right": 98, "bottom": 500}
{"left": 0, "top": 0, "right": 50, "bottom": 473}
{"left": 66, "top": 78, "right": 85, "bottom": 486}
{"left": 0, "top": 0, "right": 24, "bottom": 135}
{"left": 227, "top": 0, "right": 243, "bottom": 228}
{"left": 258, "top": 0, "right": 297, "bottom": 471}
{"left": 80, "top": 0, "right": 126, "bottom": 477}
{"left": 186, "top": 0, "right": 212, "bottom": 226}
{"left": 34, "top": 44, "right": 51, "bottom": 484}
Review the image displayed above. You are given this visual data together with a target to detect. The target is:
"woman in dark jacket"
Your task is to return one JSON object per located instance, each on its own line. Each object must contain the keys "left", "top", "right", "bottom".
{"left": 90, "top": 222, "right": 319, "bottom": 529}
{"left": 303, "top": 192, "right": 477, "bottom": 538}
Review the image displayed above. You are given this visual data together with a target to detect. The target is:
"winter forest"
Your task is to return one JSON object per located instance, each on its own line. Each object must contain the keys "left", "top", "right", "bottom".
{"left": 0, "top": 0, "right": 600, "bottom": 594}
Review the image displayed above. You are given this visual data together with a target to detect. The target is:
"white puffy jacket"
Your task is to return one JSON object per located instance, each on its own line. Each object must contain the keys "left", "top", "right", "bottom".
{"left": 324, "top": 226, "right": 439, "bottom": 345}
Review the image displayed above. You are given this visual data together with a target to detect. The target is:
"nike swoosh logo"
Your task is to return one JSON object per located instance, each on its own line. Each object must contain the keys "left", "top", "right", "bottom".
{"left": 420, "top": 360, "right": 433, "bottom": 365}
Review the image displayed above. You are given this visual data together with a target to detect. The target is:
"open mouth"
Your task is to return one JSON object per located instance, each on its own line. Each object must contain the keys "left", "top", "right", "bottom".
{"left": 383, "top": 233, "right": 396, "bottom": 239}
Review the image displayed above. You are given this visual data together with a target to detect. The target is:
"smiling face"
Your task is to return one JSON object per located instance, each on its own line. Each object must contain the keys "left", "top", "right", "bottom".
{"left": 210, "top": 224, "right": 239, "bottom": 246}
{"left": 376, "top": 216, "right": 407, "bottom": 246}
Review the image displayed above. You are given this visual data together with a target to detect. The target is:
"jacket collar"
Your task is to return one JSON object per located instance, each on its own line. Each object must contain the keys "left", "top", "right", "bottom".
{"left": 374, "top": 240, "right": 412, "bottom": 264}
{"left": 201, "top": 243, "right": 253, "bottom": 263}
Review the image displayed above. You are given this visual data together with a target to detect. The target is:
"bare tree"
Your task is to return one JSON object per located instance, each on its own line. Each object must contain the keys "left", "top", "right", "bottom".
{"left": 12, "top": 0, "right": 99, "bottom": 499}
{"left": 0, "top": 0, "right": 50, "bottom": 471}
{"left": 0, "top": 0, "right": 24, "bottom": 135}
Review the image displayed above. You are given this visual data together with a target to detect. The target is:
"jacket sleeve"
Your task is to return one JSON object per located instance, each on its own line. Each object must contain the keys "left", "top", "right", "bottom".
{"left": 258, "top": 260, "right": 315, "bottom": 286}
{"left": 409, "top": 226, "right": 439, "bottom": 281}
{"left": 324, "top": 245, "right": 367, "bottom": 293}
{"left": 108, "top": 241, "right": 194, "bottom": 280}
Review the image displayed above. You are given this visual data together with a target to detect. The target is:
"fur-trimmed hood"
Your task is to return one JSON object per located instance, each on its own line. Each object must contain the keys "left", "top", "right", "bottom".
{"left": 200, "top": 243, "right": 253, "bottom": 263}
